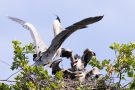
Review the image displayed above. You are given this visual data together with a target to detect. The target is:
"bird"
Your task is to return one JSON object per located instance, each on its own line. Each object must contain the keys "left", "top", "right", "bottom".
{"left": 50, "top": 59, "right": 82, "bottom": 80}
{"left": 9, "top": 15, "right": 103, "bottom": 66}
{"left": 8, "top": 16, "right": 48, "bottom": 61}
{"left": 50, "top": 59, "right": 100, "bottom": 82}
{"left": 8, "top": 16, "right": 72, "bottom": 62}
{"left": 50, "top": 59, "right": 76, "bottom": 79}
{"left": 86, "top": 67, "right": 101, "bottom": 78}
{"left": 75, "top": 67, "right": 100, "bottom": 82}
{"left": 71, "top": 48, "right": 96, "bottom": 71}
{"left": 39, "top": 15, "right": 103, "bottom": 65}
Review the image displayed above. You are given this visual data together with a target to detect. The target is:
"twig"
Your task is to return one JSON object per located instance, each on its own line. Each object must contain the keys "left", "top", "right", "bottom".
{"left": 114, "top": 50, "right": 118, "bottom": 59}
{"left": 0, "top": 59, "right": 11, "bottom": 67}
{"left": 6, "top": 69, "right": 22, "bottom": 80}
{"left": 0, "top": 80, "right": 18, "bottom": 82}
{"left": 122, "top": 80, "right": 134, "bottom": 88}
{"left": 117, "top": 71, "right": 122, "bottom": 89}
{"left": 5, "top": 61, "right": 37, "bottom": 80}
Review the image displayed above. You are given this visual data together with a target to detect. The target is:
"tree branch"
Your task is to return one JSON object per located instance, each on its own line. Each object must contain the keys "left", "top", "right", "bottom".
{"left": 0, "top": 80, "right": 18, "bottom": 82}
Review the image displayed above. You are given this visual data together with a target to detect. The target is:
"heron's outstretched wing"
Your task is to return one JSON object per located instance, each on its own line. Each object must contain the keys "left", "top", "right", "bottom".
{"left": 44, "top": 16, "right": 103, "bottom": 57}
{"left": 8, "top": 16, "right": 25, "bottom": 25}
{"left": 8, "top": 16, "right": 48, "bottom": 54}
{"left": 65, "top": 15, "right": 103, "bottom": 30}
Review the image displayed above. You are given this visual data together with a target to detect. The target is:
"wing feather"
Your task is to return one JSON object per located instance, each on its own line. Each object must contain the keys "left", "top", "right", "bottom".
{"left": 45, "top": 16, "right": 103, "bottom": 55}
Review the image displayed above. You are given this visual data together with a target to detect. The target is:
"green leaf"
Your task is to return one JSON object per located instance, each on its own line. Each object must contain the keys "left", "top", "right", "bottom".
{"left": 109, "top": 42, "right": 120, "bottom": 51}
{"left": 128, "top": 70, "right": 134, "bottom": 77}
{"left": 50, "top": 82, "right": 59, "bottom": 89}
{"left": 12, "top": 40, "right": 21, "bottom": 45}
{"left": 130, "top": 80, "right": 135, "bottom": 89}
{"left": 102, "top": 59, "right": 110, "bottom": 66}
{"left": 55, "top": 71, "right": 63, "bottom": 80}
{"left": 45, "top": 86, "right": 51, "bottom": 90}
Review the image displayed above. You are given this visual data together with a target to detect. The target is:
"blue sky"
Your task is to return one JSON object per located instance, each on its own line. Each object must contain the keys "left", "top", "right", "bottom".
{"left": 0, "top": 0, "right": 135, "bottom": 81}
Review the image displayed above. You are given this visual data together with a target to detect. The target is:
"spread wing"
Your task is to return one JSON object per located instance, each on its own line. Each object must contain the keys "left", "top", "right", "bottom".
{"left": 44, "top": 16, "right": 103, "bottom": 58}
{"left": 66, "top": 15, "right": 104, "bottom": 30}
{"left": 8, "top": 16, "right": 25, "bottom": 25}
{"left": 53, "top": 17, "right": 63, "bottom": 36}
{"left": 81, "top": 49, "right": 95, "bottom": 68}
{"left": 8, "top": 16, "right": 48, "bottom": 54}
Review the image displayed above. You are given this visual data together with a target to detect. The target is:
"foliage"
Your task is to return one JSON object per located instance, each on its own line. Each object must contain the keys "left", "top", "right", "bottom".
{"left": 0, "top": 41, "right": 135, "bottom": 90}
{"left": 89, "top": 42, "right": 135, "bottom": 89}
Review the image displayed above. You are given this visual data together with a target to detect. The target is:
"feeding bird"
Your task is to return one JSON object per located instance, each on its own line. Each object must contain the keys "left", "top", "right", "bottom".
{"left": 50, "top": 58, "right": 100, "bottom": 82}
{"left": 9, "top": 15, "right": 103, "bottom": 66}
{"left": 71, "top": 49, "right": 96, "bottom": 71}
{"left": 50, "top": 59, "right": 82, "bottom": 80}
{"left": 89, "top": 67, "right": 100, "bottom": 78}
{"left": 50, "top": 59, "right": 76, "bottom": 79}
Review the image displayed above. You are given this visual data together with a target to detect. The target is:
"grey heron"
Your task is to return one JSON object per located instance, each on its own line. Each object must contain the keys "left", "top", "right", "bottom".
{"left": 71, "top": 49, "right": 96, "bottom": 71}
{"left": 50, "top": 59, "right": 81, "bottom": 80}
{"left": 50, "top": 59, "right": 100, "bottom": 82}
{"left": 75, "top": 67, "right": 100, "bottom": 82}
{"left": 90, "top": 67, "right": 100, "bottom": 78}
{"left": 8, "top": 16, "right": 71, "bottom": 62}
{"left": 39, "top": 15, "right": 103, "bottom": 65}
{"left": 9, "top": 15, "right": 103, "bottom": 66}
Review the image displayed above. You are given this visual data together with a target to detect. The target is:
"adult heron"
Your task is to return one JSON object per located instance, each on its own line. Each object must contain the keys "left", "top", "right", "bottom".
{"left": 39, "top": 15, "right": 103, "bottom": 65}
{"left": 9, "top": 15, "right": 103, "bottom": 66}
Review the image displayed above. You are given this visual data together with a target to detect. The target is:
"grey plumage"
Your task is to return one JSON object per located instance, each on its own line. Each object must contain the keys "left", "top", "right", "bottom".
{"left": 8, "top": 15, "right": 103, "bottom": 66}
{"left": 50, "top": 59, "right": 62, "bottom": 75}
{"left": 71, "top": 49, "right": 96, "bottom": 71}
{"left": 40, "top": 16, "right": 103, "bottom": 65}
{"left": 8, "top": 16, "right": 48, "bottom": 59}
{"left": 53, "top": 16, "right": 72, "bottom": 59}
